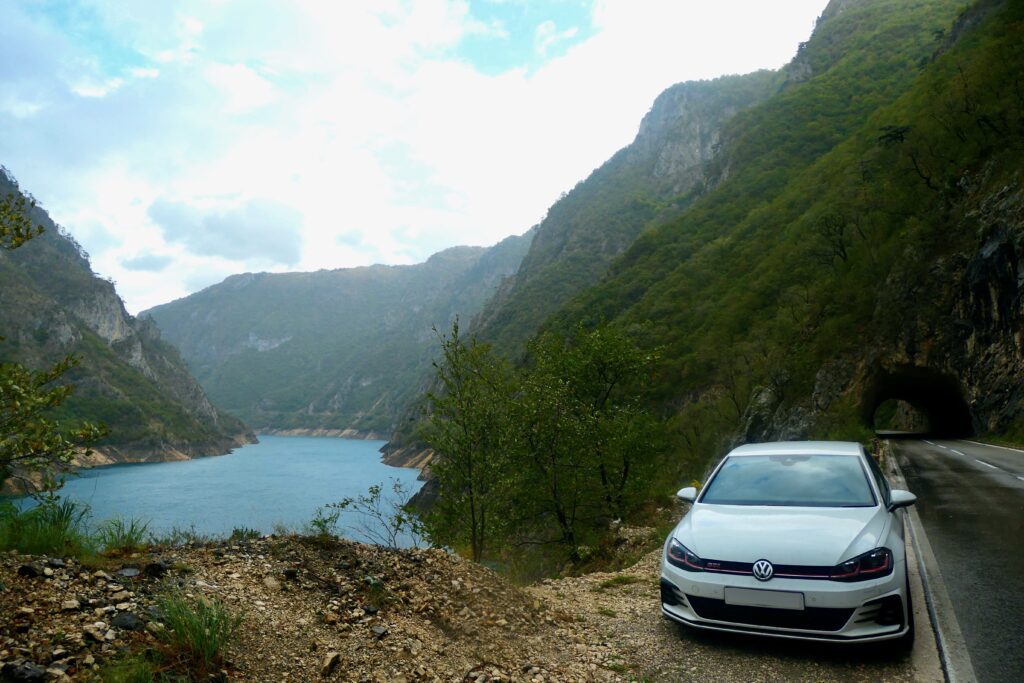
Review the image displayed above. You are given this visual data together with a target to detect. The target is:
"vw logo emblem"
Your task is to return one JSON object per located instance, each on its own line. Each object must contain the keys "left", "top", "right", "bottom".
{"left": 752, "top": 559, "right": 774, "bottom": 581}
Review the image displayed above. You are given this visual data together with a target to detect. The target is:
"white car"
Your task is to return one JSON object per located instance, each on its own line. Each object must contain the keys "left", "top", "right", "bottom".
{"left": 660, "top": 441, "right": 916, "bottom": 644}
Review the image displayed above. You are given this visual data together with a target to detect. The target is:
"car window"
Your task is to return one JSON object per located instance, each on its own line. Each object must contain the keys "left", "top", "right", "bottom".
{"left": 864, "top": 451, "right": 891, "bottom": 505}
{"left": 699, "top": 454, "right": 878, "bottom": 507}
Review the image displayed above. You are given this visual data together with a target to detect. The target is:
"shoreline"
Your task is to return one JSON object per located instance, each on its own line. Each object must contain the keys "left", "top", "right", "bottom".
{"left": 1, "top": 434, "right": 255, "bottom": 495}
{"left": 258, "top": 427, "right": 388, "bottom": 441}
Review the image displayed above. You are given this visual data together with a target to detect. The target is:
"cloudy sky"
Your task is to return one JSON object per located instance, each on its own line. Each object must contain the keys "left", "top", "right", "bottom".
{"left": 1, "top": 0, "right": 828, "bottom": 313}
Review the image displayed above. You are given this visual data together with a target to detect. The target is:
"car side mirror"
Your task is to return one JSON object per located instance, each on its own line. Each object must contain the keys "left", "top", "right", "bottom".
{"left": 676, "top": 486, "right": 697, "bottom": 503}
{"left": 888, "top": 489, "right": 916, "bottom": 511}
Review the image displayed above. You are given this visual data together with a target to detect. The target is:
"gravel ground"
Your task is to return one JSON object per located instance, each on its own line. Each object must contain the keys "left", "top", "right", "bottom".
{"left": 531, "top": 549, "right": 916, "bottom": 682}
{"left": 1, "top": 534, "right": 917, "bottom": 682}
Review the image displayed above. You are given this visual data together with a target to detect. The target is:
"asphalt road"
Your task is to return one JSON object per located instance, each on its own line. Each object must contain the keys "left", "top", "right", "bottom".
{"left": 892, "top": 439, "right": 1024, "bottom": 683}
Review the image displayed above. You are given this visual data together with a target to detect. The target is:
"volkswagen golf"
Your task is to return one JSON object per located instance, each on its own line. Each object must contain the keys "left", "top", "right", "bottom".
{"left": 660, "top": 441, "right": 916, "bottom": 644}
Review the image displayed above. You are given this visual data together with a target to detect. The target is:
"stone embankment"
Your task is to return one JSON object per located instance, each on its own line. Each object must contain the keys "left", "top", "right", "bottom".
{"left": 1, "top": 535, "right": 916, "bottom": 682}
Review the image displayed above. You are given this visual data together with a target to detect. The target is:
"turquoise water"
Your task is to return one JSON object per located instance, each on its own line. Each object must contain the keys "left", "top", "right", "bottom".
{"left": 16, "top": 435, "right": 423, "bottom": 544}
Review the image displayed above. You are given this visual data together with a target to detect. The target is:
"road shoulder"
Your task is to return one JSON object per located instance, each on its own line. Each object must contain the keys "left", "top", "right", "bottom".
{"left": 886, "top": 441, "right": 977, "bottom": 683}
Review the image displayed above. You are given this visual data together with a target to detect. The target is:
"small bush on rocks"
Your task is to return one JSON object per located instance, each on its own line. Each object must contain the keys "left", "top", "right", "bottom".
{"left": 156, "top": 590, "right": 242, "bottom": 677}
{"left": 228, "top": 526, "right": 261, "bottom": 542}
{"left": 306, "top": 506, "right": 340, "bottom": 539}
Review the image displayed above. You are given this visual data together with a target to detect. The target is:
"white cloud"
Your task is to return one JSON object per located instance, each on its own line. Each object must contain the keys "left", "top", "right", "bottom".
{"left": 0, "top": 0, "right": 829, "bottom": 314}
{"left": 535, "top": 20, "right": 578, "bottom": 55}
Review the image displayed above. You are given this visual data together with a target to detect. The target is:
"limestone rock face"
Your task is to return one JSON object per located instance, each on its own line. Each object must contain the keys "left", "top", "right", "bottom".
{"left": 0, "top": 169, "right": 254, "bottom": 473}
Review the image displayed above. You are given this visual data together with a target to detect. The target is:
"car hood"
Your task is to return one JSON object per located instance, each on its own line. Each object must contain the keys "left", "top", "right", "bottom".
{"left": 674, "top": 504, "right": 889, "bottom": 566}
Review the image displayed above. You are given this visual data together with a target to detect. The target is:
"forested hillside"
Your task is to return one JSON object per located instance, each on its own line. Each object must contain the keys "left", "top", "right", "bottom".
{"left": 0, "top": 170, "right": 253, "bottom": 463}
{"left": 477, "top": 0, "right": 973, "bottom": 359}
{"left": 546, "top": 0, "right": 1023, "bottom": 473}
{"left": 144, "top": 232, "right": 532, "bottom": 433}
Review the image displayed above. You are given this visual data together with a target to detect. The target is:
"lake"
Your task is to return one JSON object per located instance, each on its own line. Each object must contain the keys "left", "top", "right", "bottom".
{"left": 16, "top": 435, "right": 424, "bottom": 545}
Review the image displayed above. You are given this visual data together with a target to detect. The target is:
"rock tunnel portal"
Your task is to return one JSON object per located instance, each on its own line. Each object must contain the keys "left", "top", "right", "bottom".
{"left": 861, "top": 366, "right": 974, "bottom": 438}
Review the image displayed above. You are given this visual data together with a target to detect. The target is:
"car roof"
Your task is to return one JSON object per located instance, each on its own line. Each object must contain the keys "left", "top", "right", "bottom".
{"left": 726, "top": 441, "right": 864, "bottom": 457}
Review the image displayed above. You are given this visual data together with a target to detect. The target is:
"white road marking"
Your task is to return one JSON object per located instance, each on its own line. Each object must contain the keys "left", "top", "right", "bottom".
{"left": 961, "top": 439, "right": 1024, "bottom": 454}
{"left": 949, "top": 449, "right": 965, "bottom": 456}
{"left": 975, "top": 459, "right": 1000, "bottom": 470}
{"left": 924, "top": 440, "right": 935, "bottom": 446}
{"left": 1018, "top": 476, "right": 1024, "bottom": 483}
{"left": 938, "top": 444, "right": 950, "bottom": 450}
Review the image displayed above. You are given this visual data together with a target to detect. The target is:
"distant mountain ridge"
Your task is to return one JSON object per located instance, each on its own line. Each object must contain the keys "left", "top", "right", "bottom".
{"left": 143, "top": 231, "right": 533, "bottom": 433}
{"left": 0, "top": 169, "right": 254, "bottom": 467}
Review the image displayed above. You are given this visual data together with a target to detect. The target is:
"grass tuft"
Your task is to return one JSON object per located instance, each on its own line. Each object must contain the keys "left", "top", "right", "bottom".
{"left": 99, "top": 653, "right": 157, "bottom": 683}
{"left": 156, "top": 590, "right": 242, "bottom": 676}
{"left": 96, "top": 517, "right": 151, "bottom": 554}
{"left": 0, "top": 496, "right": 94, "bottom": 557}
{"left": 597, "top": 574, "right": 643, "bottom": 590}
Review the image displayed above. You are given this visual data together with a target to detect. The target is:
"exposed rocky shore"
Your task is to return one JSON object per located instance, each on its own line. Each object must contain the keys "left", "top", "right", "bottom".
{"left": 260, "top": 428, "right": 389, "bottom": 441}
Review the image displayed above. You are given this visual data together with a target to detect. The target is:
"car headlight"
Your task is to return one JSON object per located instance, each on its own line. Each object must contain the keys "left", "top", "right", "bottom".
{"left": 667, "top": 538, "right": 705, "bottom": 571}
{"left": 830, "top": 547, "right": 893, "bottom": 581}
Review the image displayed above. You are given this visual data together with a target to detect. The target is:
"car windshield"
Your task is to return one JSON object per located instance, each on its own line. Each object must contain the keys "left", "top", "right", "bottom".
{"left": 699, "top": 454, "right": 877, "bottom": 507}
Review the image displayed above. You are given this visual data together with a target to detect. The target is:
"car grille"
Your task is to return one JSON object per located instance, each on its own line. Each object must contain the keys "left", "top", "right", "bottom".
{"left": 701, "top": 559, "right": 833, "bottom": 580}
{"left": 686, "top": 595, "right": 855, "bottom": 632}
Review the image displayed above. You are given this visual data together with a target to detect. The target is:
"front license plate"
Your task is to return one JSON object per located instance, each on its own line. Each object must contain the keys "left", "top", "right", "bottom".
{"left": 724, "top": 587, "right": 804, "bottom": 611}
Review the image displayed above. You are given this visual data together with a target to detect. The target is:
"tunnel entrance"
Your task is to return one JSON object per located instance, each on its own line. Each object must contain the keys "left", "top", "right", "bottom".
{"left": 861, "top": 366, "right": 973, "bottom": 438}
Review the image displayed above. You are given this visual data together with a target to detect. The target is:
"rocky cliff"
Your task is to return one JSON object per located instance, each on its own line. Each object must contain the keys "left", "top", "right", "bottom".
{"left": 472, "top": 70, "right": 779, "bottom": 355}
{"left": 0, "top": 169, "right": 254, "bottom": 472}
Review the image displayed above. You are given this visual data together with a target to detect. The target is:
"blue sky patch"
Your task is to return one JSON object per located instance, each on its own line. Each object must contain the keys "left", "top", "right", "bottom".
{"left": 454, "top": 0, "right": 596, "bottom": 74}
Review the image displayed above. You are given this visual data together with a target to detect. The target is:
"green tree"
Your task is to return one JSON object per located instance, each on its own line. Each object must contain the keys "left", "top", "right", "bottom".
{"left": 1, "top": 192, "right": 102, "bottom": 490}
{"left": 421, "top": 320, "right": 514, "bottom": 562}
{"left": 510, "top": 325, "right": 664, "bottom": 552}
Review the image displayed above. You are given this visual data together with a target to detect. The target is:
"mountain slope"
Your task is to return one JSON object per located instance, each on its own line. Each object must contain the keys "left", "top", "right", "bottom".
{"left": 546, "top": 0, "right": 1023, "bottom": 468}
{"left": 0, "top": 170, "right": 253, "bottom": 463}
{"left": 473, "top": 70, "right": 778, "bottom": 354}
{"left": 477, "top": 0, "right": 985, "bottom": 364}
{"left": 144, "top": 232, "right": 533, "bottom": 433}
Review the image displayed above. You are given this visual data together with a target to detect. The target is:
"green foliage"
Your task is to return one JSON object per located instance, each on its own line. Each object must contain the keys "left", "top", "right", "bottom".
{"left": 0, "top": 189, "right": 43, "bottom": 249}
{"left": 327, "top": 479, "right": 426, "bottom": 548}
{"left": 422, "top": 321, "right": 666, "bottom": 566}
{"left": 0, "top": 353, "right": 105, "bottom": 489}
{"left": 597, "top": 574, "right": 643, "bottom": 590}
{"left": 98, "top": 653, "right": 157, "bottom": 683}
{"left": 96, "top": 517, "right": 151, "bottom": 555}
{"left": 420, "top": 320, "right": 516, "bottom": 562}
{"left": 306, "top": 506, "right": 340, "bottom": 539}
{"left": 156, "top": 590, "right": 242, "bottom": 678}
{"left": 0, "top": 495, "right": 94, "bottom": 557}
